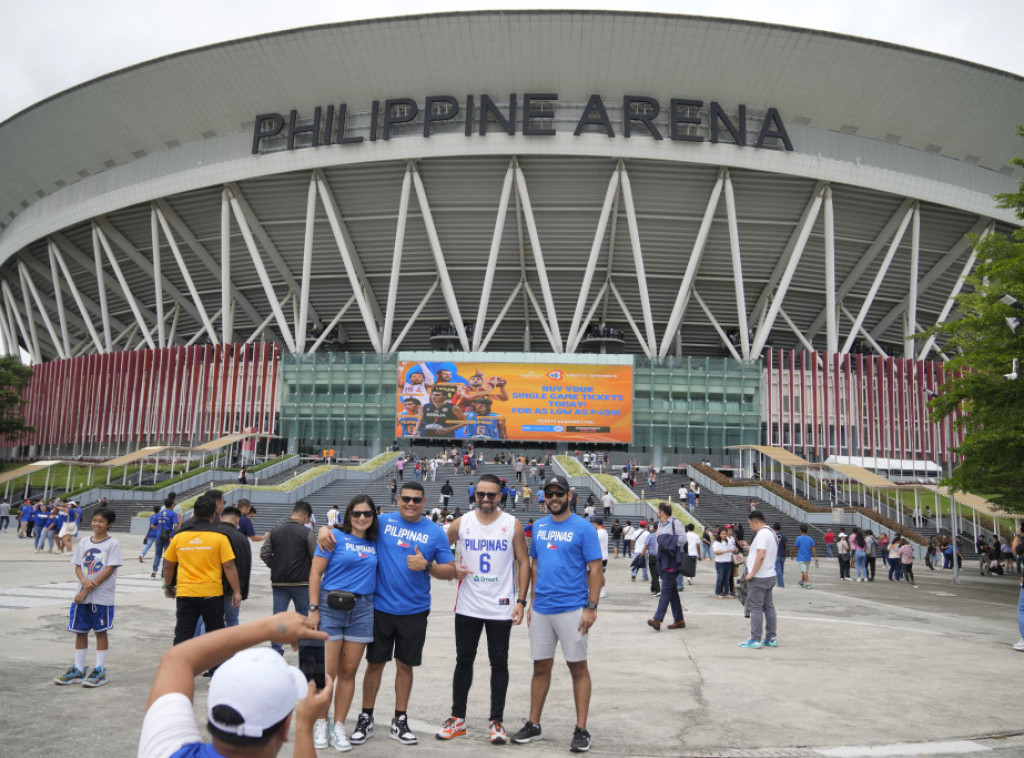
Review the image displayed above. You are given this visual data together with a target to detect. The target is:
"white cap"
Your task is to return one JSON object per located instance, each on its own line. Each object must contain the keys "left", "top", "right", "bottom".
{"left": 207, "top": 647, "right": 307, "bottom": 738}
{"left": 838, "top": 532, "right": 847, "bottom": 538}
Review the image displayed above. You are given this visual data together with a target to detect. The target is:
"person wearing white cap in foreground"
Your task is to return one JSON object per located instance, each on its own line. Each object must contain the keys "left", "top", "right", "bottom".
{"left": 138, "top": 612, "right": 331, "bottom": 758}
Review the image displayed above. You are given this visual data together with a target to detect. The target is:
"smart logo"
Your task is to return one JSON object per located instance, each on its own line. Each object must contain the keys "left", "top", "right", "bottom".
{"left": 546, "top": 371, "right": 563, "bottom": 380}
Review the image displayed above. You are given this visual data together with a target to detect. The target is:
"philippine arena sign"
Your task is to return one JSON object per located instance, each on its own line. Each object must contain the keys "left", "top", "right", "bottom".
{"left": 396, "top": 357, "right": 633, "bottom": 443}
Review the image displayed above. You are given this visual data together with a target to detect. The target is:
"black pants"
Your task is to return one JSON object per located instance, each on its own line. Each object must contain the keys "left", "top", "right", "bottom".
{"left": 174, "top": 596, "right": 226, "bottom": 645}
{"left": 452, "top": 613, "right": 512, "bottom": 721}
{"left": 839, "top": 555, "right": 851, "bottom": 579}
{"left": 649, "top": 555, "right": 660, "bottom": 593}
{"left": 866, "top": 556, "right": 876, "bottom": 581}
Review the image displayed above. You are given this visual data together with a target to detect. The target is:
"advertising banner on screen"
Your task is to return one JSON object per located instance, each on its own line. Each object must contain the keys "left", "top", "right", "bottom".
{"left": 396, "top": 359, "right": 632, "bottom": 443}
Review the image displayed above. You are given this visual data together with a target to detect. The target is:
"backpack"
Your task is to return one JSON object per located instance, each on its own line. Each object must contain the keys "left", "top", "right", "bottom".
{"left": 158, "top": 510, "right": 175, "bottom": 542}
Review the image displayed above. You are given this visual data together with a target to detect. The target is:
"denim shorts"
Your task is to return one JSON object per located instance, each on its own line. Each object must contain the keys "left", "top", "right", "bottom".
{"left": 318, "top": 591, "right": 374, "bottom": 643}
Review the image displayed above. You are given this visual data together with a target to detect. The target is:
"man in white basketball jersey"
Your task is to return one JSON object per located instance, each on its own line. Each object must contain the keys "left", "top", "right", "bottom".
{"left": 434, "top": 473, "right": 529, "bottom": 745}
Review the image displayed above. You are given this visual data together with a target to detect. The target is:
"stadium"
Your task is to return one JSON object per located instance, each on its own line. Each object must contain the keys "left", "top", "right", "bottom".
{"left": 1, "top": 10, "right": 1022, "bottom": 466}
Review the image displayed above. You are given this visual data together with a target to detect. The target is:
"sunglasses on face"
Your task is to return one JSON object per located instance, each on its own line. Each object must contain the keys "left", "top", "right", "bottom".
{"left": 351, "top": 510, "right": 374, "bottom": 518}
{"left": 399, "top": 495, "right": 424, "bottom": 504}
{"left": 544, "top": 490, "right": 566, "bottom": 497}
{"left": 475, "top": 491, "right": 500, "bottom": 499}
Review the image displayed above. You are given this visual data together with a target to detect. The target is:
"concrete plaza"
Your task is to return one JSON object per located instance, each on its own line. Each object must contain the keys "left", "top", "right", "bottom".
{"left": 1, "top": 530, "right": 1022, "bottom": 757}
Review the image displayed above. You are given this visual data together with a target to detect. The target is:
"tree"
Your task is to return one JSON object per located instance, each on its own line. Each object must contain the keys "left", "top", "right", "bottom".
{"left": 0, "top": 354, "right": 34, "bottom": 444}
{"left": 926, "top": 126, "right": 1024, "bottom": 513}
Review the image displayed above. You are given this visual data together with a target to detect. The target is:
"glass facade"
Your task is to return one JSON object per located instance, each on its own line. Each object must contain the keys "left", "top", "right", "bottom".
{"left": 280, "top": 352, "right": 762, "bottom": 453}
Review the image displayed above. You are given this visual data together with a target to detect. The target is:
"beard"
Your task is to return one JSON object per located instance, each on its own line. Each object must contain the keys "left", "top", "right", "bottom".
{"left": 478, "top": 501, "right": 497, "bottom": 515}
{"left": 546, "top": 498, "right": 569, "bottom": 516}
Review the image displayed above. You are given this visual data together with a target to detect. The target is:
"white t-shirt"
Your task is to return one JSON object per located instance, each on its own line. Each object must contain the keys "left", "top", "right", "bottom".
{"left": 746, "top": 526, "right": 779, "bottom": 578}
{"left": 601, "top": 493, "right": 614, "bottom": 509}
{"left": 454, "top": 510, "right": 517, "bottom": 620}
{"left": 138, "top": 692, "right": 203, "bottom": 758}
{"left": 678, "top": 486, "right": 687, "bottom": 501}
{"left": 712, "top": 540, "right": 733, "bottom": 563}
{"left": 326, "top": 507, "right": 339, "bottom": 527}
{"left": 685, "top": 531, "right": 701, "bottom": 557}
{"left": 634, "top": 530, "right": 649, "bottom": 553}
{"left": 71, "top": 534, "right": 122, "bottom": 606}
{"left": 596, "top": 527, "right": 609, "bottom": 560}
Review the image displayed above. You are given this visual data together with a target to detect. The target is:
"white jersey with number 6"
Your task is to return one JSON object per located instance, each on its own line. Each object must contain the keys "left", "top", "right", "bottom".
{"left": 454, "top": 510, "right": 517, "bottom": 620}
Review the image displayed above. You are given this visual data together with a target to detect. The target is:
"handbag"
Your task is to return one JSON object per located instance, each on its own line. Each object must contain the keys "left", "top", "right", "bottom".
{"left": 679, "top": 553, "right": 697, "bottom": 578}
{"left": 327, "top": 590, "right": 356, "bottom": 611}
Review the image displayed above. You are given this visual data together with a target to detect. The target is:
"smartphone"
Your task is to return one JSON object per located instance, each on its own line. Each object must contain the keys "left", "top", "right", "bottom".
{"left": 297, "top": 638, "right": 326, "bottom": 690}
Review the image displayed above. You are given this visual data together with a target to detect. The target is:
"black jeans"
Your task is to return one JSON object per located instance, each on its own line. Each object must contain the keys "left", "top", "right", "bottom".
{"left": 452, "top": 613, "right": 512, "bottom": 721}
{"left": 174, "top": 596, "right": 226, "bottom": 645}
{"left": 866, "top": 556, "right": 876, "bottom": 580}
{"left": 649, "top": 555, "right": 660, "bottom": 593}
{"left": 838, "top": 555, "right": 851, "bottom": 579}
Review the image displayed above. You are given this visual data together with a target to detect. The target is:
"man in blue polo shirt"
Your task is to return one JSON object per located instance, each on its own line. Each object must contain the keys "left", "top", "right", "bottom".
{"left": 794, "top": 524, "right": 816, "bottom": 589}
{"left": 511, "top": 474, "right": 602, "bottom": 754}
{"left": 318, "top": 481, "right": 455, "bottom": 747}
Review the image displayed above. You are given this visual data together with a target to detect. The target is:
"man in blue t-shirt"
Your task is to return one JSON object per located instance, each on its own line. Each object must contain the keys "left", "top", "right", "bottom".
{"left": 511, "top": 475, "right": 602, "bottom": 754}
{"left": 794, "top": 524, "right": 816, "bottom": 589}
{"left": 317, "top": 481, "right": 455, "bottom": 747}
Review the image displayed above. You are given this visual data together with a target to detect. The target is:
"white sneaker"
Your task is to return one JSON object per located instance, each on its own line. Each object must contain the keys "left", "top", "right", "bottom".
{"left": 329, "top": 721, "right": 352, "bottom": 751}
{"left": 1013, "top": 638, "right": 1024, "bottom": 651}
{"left": 314, "top": 718, "right": 329, "bottom": 749}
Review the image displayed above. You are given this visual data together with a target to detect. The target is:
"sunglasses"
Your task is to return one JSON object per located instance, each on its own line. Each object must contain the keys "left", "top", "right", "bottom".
{"left": 399, "top": 495, "right": 424, "bottom": 504}
{"left": 544, "top": 490, "right": 567, "bottom": 497}
{"left": 351, "top": 510, "right": 374, "bottom": 518}
{"left": 475, "top": 491, "right": 500, "bottom": 499}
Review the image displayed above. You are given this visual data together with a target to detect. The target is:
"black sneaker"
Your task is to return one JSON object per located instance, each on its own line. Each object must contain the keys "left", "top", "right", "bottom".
{"left": 350, "top": 713, "right": 373, "bottom": 745}
{"left": 511, "top": 720, "right": 543, "bottom": 744}
{"left": 570, "top": 726, "right": 592, "bottom": 752}
{"left": 390, "top": 714, "right": 418, "bottom": 745}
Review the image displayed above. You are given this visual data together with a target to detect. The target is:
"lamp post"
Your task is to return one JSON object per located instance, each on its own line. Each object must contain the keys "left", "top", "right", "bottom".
{"left": 926, "top": 387, "right": 960, "bottom": 585}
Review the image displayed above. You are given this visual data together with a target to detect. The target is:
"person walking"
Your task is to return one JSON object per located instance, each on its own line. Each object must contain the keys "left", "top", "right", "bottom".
{"left": 646, "top": 504, "right": 686, "bottom": 631}
{"left": 794, "top": 524, "right": 816, "bottom": 588}
{"left": 260, "top": 501, "right": 318, "bottom": 654}
{"left": 898, "top": 537, "right": 917, "bottom": 587}
{"left": 773, "top": 523, "right": 787, "bottom": 588}
{"left": 738, "top": 510, "right": 778, "bottom": 649}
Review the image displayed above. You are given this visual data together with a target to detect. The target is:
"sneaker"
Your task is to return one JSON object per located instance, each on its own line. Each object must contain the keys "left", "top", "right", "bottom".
{"left": 329, "top": 721, "right": 352, "bottom": 751}
{"left": 54, "top": 666, "right": 86, "bottom": 685}
{"left": 738, "top": 638, "right": 764, "bottom": 649}
{"left": 489, "top": 720, "right": 508, "bottom": 745}
{"left": 314, "top": 718, "right": 329, "bottom": 749}
{"left": 350, "top": 713, "right": 374, "bottom": 745}
{"left": 390, "top": 715, "right": 417, "bottom": 745}
{"left": 511, "top": 720, "right": 543, "bottom": 744}
{"left": 570, "top": 726, "right": 592, "bottom": 753}
{"left": 1013, "top": 639, "right": 1024, "bottom": 652}
{"left": 435, "top": 716, "right": 466, "bottom": 740}
{"left": 82, "top": 666, "right": 107, "bottom": 687}
{"left": 764, "top": 637, "right": 779, "bottom": 647}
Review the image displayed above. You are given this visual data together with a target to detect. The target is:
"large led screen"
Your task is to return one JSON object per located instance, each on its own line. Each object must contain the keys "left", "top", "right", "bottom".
{"left": 396, "top": 359, "right": 632, "bottom": 443}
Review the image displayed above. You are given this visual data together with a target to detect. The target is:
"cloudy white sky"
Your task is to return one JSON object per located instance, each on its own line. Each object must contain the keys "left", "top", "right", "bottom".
{"left": 2, "top": 0, "right": 1022, "bottom": 123}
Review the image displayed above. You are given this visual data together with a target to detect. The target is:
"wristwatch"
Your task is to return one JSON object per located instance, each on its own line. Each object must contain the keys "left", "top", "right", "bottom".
{"left": 309, "top": 604, "right": 319, "bottom": 611}
{"left": 516, "top": 598, "right": 528, "bottom": 606}
{"left": 423, "top": 560, "right": 433, "bottom": 572}
{"left": 587, "top": 601, "right": 598, "bottom": 610}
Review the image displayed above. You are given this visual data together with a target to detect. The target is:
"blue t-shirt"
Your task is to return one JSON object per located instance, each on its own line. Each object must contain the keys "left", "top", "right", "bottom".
{"left": 315, "top": 530, "right": 378, "bottom": 596}
{"left": 237, "top": 515, "right": 256, "bottom": 539}
{"left": 374, "top": 512, "right": 454, "bottom": 615}
{"left": 146, "top": 513, "right": 160, "bottom": 539}
{"left": 529, "top": 513, "right": 603, "bottom": 614}
{"left": 170, "top": 742, "right": 227, "bottom": 757}
{"left": 794, "top": 534, "right": 815, "bottom": 562}
{"left": 33, "top": 508, "right": 48, "bottom": 526}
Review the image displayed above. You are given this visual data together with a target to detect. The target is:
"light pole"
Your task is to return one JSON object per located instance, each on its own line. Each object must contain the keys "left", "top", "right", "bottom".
{"left": 926, "top": 387, "right": 960, "bottom": 585}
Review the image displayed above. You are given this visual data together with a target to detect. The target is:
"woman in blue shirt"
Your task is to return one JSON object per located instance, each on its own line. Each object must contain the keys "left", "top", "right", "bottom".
{"left": 308, "top": 495, "right": 379, "bottom": 751}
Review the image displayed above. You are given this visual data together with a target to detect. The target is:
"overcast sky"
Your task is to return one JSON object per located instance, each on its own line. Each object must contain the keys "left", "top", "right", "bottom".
{"left": 3, "top": 0, "right": 1023, "bottom": 123}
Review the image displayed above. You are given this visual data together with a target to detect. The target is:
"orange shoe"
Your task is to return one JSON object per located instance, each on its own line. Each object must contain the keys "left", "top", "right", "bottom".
{"left": 435, "top": 717, "right": 466, "bottom": 740}
{"left": 489, "top": 720, "right": 508, "bottom": 745}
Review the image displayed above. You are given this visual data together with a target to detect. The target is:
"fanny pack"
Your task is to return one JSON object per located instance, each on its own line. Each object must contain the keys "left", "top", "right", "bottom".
{"left": 327, "top": 590, "right": 357, "bottom": 611}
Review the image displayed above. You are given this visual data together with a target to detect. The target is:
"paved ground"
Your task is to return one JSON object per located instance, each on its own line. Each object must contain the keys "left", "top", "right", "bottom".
{"left": 1, "top": 530, "right": 1022, "bottom": 757}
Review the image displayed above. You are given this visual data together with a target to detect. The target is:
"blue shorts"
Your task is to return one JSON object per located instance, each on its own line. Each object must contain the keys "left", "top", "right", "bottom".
{"left": 318, "top": 592, "right": 374, "bottom": 643}
{"left": 69, "top": 603, "right": 114, "bottom": 633}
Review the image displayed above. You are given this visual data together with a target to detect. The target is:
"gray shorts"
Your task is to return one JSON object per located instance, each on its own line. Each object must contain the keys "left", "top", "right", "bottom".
{"left": 529, "top": 608, "right": 588, "bottom": 662}
{"left": 797, "top": 561, "right": 811, "bottom": 573}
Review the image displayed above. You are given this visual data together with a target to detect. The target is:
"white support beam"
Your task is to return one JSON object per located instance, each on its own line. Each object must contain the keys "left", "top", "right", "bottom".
{"left": 94, "top": 224, "right": 156, "bottom": 349}
{"left": 692, "top": 289, "right": 742, "bottom": 362}
{"left": 839, "top": 303, "right": 887, "bottom": 356}
{"left": 723, "top": 169, "right": 751, "bottom": 360}
{"left": 46, "top": 245, "right": 71, "bottom": 356}
{"left": 513, "top": 162, "right": 563, "bottom": 352}
{"left": 2, "top": 280, "right": 38, "bottom": 363}
{"left": 823, "top": 184, "right": 838, "bottom": 353}
{"left": 474, "top": 161, "right": 516, "bottom": 351}
{"left": 751, "top": 185, "right": 825, "bottom": 356}
{"left": 49, "top": 240, "right": 104, "bottom": 352}
{"left": 479, "top": 280, "right": 525, "bottom": 353}
{"left": 18, "top": 262, "right": 66, "bottom": 359}
{"left": 869, "top": 216, "right": 990, "bottom": 341}
{"left": 0, "top": 307, "right": 13, "bottom": 356}
{"left": 409, "top": 164, "right": 469, "bottom": 352}
{"left": 308, "top": 295, "right": 357, "bottom": 354}
{"left": 91, "top": 225, "right": 112, "bottom": 351}
{"left": 566, "top": 166, "right": 619, "bottom": 352}
{"left": 297, "top": 173, "right": 318, "bottom": 351}
{"left": 568, "top": 280, "right": 611, "bottom": 353}
{"left": 155, "top": 206, "right": 222, "bottom": 347}
{"left": 220, "top": 189, "right": 231, "bottom": 345}
{"left": 185, "top": 308, "right": 223, "bottom": 346}
{"left": 840, "top": 204, "right": 914, "bottom": 353}
{"left": 151, "top": 205, "right": 165, "bottom": 347}
{"left": 905, "top": 202, "right": 921, "bottom": 358}
{"left": 608, "top": 279, "right": 652, "bottom": 357}
{"left": 659, "top": 169, "right": 725, "bottom": 359}
{"left": 778, "top": 307, "right": 817, "bottom": 354}
{"left": 391, "top": 279, "right": 441, "bottom": 352}
{"left": 384, "top": 164, "right": 414, "bottom": 353}
{"left": 619, "top": 165, "right": 658, "bottom": 357}
{"left": 917, "top": 243, "right": 983, "bottom": 360}
{"left": 168, "top": 303, "right": 180, "bottom": 346}
{"left": 245, "top": 293, "right": 292, "bottom": 344}
{"left": 315, "top": 173, "right": 383, "bottom": 353}
{"left": 523, "top": 281, "right": 560, "bottom": 353}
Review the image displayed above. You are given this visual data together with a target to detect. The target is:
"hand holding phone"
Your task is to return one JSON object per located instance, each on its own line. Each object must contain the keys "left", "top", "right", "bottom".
{"left": 298, "top": 638, "right": 326, "bottom": 690}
